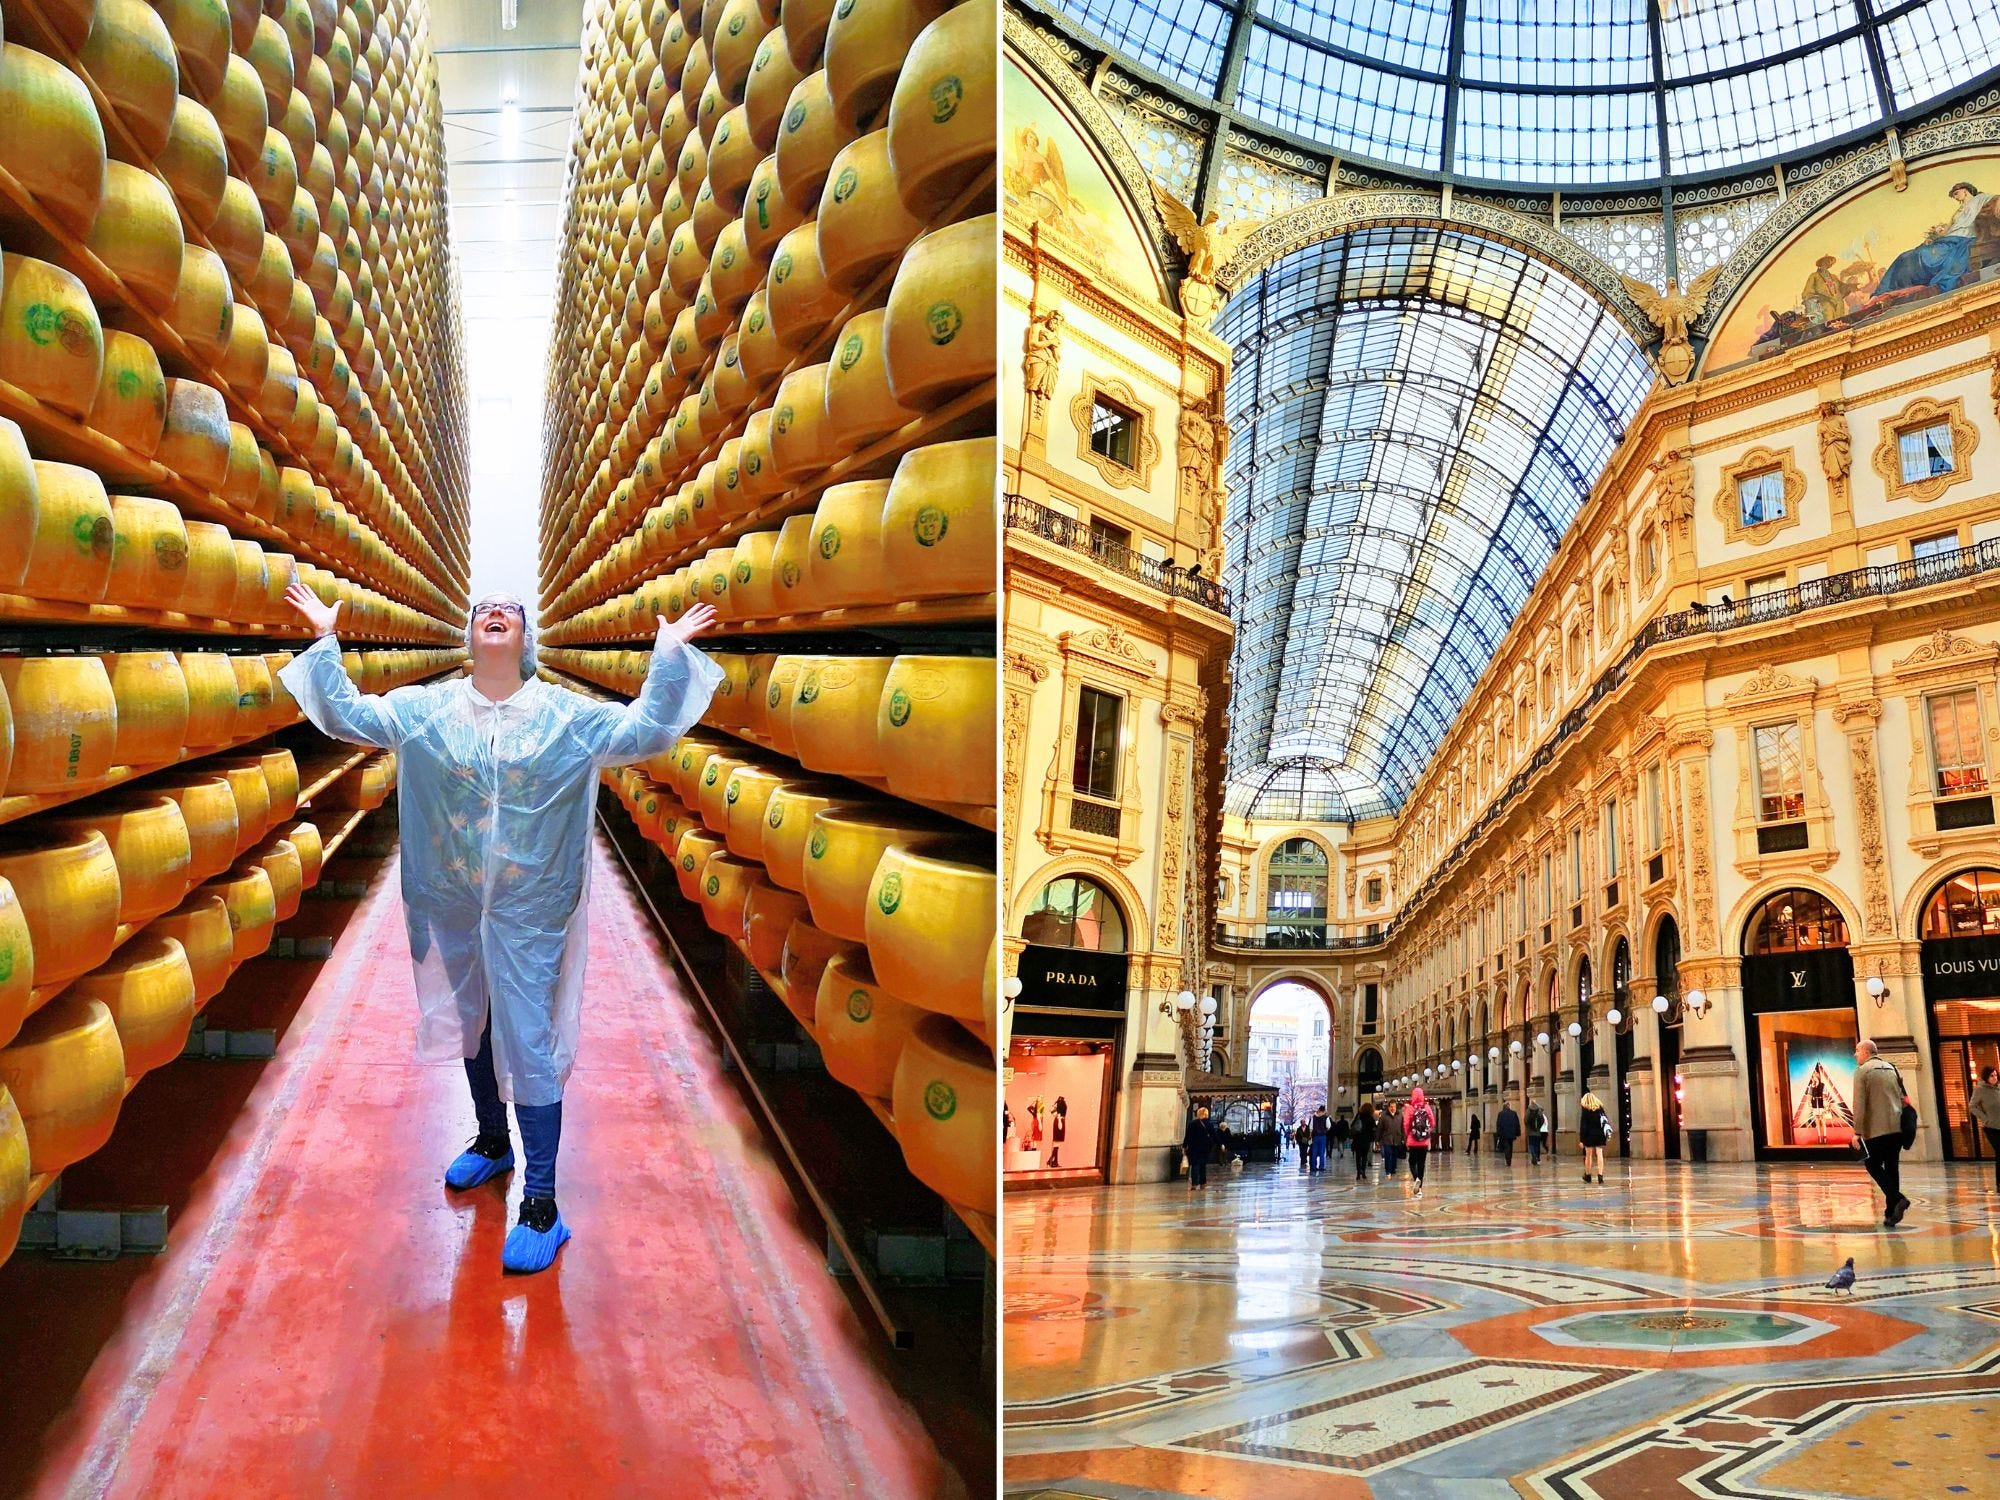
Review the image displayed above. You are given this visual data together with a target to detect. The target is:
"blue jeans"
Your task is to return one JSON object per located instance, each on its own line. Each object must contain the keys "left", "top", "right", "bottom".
{"left": 467, "top": 1014, "right": 563, "bottom": 1199}
{"left": 1382, "top": 1143, "right": 1400, "bottom": 1175}
{"left": 1310, "top": 1138, "right": 1326, "bottom": 1171}
{"left": 1527, "top": 1134, "right": 1543, "bottom": 1165}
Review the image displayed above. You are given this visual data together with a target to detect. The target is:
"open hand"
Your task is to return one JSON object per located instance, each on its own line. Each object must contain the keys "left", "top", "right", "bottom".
{"left": 285, "top": 577, "right": 341, "bottom": 637}
{"left": 657, "top": 603, "right": 716, "bottom": 648}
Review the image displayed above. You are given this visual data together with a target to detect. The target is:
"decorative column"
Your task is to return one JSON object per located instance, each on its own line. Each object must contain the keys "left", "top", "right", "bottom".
{"left": 1001, "top": 649, "right": 1051, "bottom": 882}
{"left": 1625, "top": 975, "right": 1661, "bottom": 1159}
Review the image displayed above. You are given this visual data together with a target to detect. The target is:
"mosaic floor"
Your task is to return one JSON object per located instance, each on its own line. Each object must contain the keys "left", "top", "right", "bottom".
{"left": 1003, "top": 1148, "right": 2000, "bottom": 1499}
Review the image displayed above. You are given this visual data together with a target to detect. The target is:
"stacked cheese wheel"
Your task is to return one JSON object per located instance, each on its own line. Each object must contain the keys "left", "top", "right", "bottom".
{"left": 546, "top": 0, "right": 996, "bottom": 1231}
{"left": 0, "top": 0, "right": 469, "bottom": 1269}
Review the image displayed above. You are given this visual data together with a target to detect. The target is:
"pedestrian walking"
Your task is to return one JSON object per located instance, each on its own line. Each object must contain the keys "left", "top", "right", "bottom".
{"left": 1404, "top": 1087, "right": 1437, "bottom": 1200}
{"left": 1578, "top": 1092, "right": 1610, "bottom": 1184}
{"left": 1526, "top": 1099, "right": 1547, "bottom": 1165}
{"left": 1467, "top": 1113, "right": 1482, "bottom": 1155}
{"left": 1294, "top": 1118, "right": 1311, "bottom": 1173}
{"left": 1380, "top": 1101, "right": 1405, "bottom": 1178}
{"left": 1183, "top": 1107, "right": 1216, "bottom": 1192}
{"left": 1970, "top": 1065, "right": 2000, "bottom": 1192}
{"left": 1495, "top": 1101, "right": 1520, "bottom": 1165}
{"left": 1351, "top": 1102, "right": 1376, "bottom": 1182}
{"left": 1309, "top": 1105, "right": 1330, "bottom": 1173}
{"left": 1853, "top": 1038, "right": 1913, "bottom": 1225}
{"left": 1332, "top": 1114, "right": 1351, "bottom": 1159}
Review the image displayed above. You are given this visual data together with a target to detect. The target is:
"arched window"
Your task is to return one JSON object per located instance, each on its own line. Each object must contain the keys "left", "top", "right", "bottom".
{"left": 1265, "top": 838, "right": 1329, "bottom": 946}
{"left": 1021, "top": 876, "right": 1128, "bottom": 952}
{"left": 1612, "top": 937, "right": 1631, "bottom": 998}
{"left": 1744, "top": 888, "right": 1848, "bottom": 954}
{"left": 1576, "top": 957, "right": 1592, "bottom": 1012}
{"left": 1655, "top": 918, "right": 1681, "bottom": 1000}
{"left": 1355, "top": 1047, "right": 1384, "bottom": 1090}
{"left": 1922, "top": 868, "right": 2000, "bottom": 938}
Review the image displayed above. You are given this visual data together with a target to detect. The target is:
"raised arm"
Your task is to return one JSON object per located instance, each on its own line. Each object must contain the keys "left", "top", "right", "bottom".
{"left": 274, "top": 579, "right": 406, "bottom": 749}
{"left": 587, "top": 604, "right": 723, "bottom": 767}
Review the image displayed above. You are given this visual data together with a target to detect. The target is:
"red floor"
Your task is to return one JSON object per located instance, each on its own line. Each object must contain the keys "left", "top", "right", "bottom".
{"left": 0, "top": 836, "right": 965, "bottom": 1499}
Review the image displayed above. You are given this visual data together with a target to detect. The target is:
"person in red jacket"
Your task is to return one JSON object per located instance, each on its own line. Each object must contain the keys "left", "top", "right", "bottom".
{"left": 1404, "top": 1087, "right": 1437, "bottom": 1200}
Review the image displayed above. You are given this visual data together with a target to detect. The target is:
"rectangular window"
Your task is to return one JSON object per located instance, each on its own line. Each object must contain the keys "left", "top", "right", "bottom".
{"left": 1913, "top": 531, "right": 1960, "bottom": 560}
{"left": 1899, "top": 421, "right": 1955, "bottom": 483}
{"left": 1598, "top": 582, "right": 1617, "bottom": 635}
{"left": 1087, "top": 515, "right": 1131, "bottom": 557}
{"left": 1928, "top": 688, "right": 1987, "bottom": 796}
{"left": 1753, "top": 721, "right": 1805, "bottom": 822}
{"left": 1363, "top": 983, "right": 1379, "bottom": 1028}
{"left": 1072, "top": 687, "right": 1121, "bottom": 801}
{"left": 1541, "top": 852, "right": 1552, "bottom": 917}
{"left": 1746, "top": 572, "right": 1787, "bottom": 597}
{"left": 1736, "top": 468, "right": 1787, "bottom": 525}
{"left": 1602, "top": 798, "right": 1620, "bottom": 877}
{"left": 1365, "top": 877, "right": 1383, "bottom": 904}
{"left": 1569, "top": 827, "right": 1583, "bottom": 891}
{"left": 1089, "top": 397, "right": 1138, "bottom": 469}
{"left": 1640, "top": 526, "right": 1660, "bottom": 583}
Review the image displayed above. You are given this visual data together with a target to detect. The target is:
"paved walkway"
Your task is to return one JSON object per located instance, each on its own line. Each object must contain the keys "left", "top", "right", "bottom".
{"left": 2, "top": 837, "right": 956, "bottom": 1499}
{"left": 1005, "top": 1148, "right": 2000, "bottom": 1498}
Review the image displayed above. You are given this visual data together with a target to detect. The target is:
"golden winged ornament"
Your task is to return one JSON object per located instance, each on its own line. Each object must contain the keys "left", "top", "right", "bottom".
{"left": 1150, "top": 180, "right": 1264, "bottom": 320}
{"left": 1619, "top": 264, "right": 1723, "bottom": 385}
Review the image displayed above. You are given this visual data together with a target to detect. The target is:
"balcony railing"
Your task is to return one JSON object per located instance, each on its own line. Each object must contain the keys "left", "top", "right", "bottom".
{"left": 1375, "top": 533, "right": 2000, "bottom": 945}
{"left": 1213, "top": 922, "right": 1388, "bottom": 952}
{"left": 1005, "top": 495, "right": 1233, "bottom": 614}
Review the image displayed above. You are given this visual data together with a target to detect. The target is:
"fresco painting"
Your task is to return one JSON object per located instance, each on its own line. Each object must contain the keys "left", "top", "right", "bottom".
{"left": 1707, "top": 154, "right": 2000, "bottom": 370}
{"left": 1003, "top": 60, "right": 1162, "bottom": 296}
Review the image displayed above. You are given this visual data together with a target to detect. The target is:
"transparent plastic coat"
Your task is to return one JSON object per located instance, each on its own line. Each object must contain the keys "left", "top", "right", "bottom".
{"left": 278, "top": 637, "right": 723, "bottom": 1104}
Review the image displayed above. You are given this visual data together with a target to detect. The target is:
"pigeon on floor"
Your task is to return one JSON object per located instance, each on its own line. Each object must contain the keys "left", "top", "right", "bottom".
{"left": 1826, "top": 1256, "right": 1856, "bottom": 1294}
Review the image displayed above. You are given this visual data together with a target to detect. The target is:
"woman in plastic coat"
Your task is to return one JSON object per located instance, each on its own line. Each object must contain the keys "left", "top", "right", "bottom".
{"left": 280, "top": 582, "right": 721, "bottom": 1272}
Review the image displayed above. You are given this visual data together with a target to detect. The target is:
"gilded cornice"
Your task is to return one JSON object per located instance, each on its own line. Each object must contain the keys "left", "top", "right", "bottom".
{"left": 1003, "top": 237, "right": 1223, "bottom": 371}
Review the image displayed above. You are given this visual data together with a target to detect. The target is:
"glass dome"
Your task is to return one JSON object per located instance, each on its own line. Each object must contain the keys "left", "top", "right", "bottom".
{"left": 1039, "top": 0, "right": 2000, "bottom": 187}
{"left": 1219, "top": 224, "right": 1653, "bottom": 821}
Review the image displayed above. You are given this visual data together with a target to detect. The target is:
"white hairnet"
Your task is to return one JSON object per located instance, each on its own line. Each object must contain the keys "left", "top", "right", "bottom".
{"left": 468, "top": 593, "right": 537, "bottom": 679}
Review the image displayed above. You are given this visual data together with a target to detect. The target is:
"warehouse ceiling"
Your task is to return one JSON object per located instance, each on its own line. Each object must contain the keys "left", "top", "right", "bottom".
{"left": 429, "top": 0, "right": 584, "bottom": 321}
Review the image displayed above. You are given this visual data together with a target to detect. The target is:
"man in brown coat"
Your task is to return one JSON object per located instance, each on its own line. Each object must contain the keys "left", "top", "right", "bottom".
{"left": 1852, "top": 1038, "right": 1911, "bottom": 1226}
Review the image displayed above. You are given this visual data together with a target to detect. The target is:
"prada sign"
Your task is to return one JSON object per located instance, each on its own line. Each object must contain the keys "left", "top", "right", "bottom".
{"left": 1741, "top": 948, "right": 1855, "bottom": 1013}
{"left": 1017, "top": 943, "right": 1130, "bottom": 1013}
{"left": 1921, "top": 935, "right": 2000, "bottom": 1000}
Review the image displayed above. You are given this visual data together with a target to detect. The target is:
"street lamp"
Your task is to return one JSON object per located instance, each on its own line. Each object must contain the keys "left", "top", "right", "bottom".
{"left": 1567, "top": 1021, "right": 1582, "bottom": 1038}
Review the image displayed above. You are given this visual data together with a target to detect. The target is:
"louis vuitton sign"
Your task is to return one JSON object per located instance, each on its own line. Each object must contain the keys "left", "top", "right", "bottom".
{"left": 1017, "top": 944, "right": 1130, "bottom": 1013}
{"left": 1741, "top": 948, "right": 1855, "bottom": 1012}
{"left": 1921, "top": 935, "right": 2000, "bottom": 1000}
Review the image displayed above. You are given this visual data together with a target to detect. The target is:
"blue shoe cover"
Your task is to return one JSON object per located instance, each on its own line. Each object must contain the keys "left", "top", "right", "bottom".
{"left": 445, "top": 1145, "right": 514, "bottom": 1190}
{"left": 501, "top": 1214, "right": 571, "bottom": 1274}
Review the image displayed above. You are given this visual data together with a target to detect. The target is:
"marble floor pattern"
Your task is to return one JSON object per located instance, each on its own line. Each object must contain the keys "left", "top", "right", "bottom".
{"left": 1003, "top": 1149, "right": 2000, "bottom": 1499}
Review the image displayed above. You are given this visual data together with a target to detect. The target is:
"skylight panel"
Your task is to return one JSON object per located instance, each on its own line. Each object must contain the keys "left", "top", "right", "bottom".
{"left": 1879, "top": 0, "right": 2000, "bottom": 106}
{"left": 1238, "top": 29, "right": 1445, "bottom": 169}
{"left": 1042, "top": 0, "right": 1234, "bottom": 91}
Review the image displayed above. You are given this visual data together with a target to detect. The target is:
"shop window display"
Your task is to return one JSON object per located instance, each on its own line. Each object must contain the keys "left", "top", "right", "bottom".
{"left": 1756, "top": 1009, "right": 1860, "bottom": 1149}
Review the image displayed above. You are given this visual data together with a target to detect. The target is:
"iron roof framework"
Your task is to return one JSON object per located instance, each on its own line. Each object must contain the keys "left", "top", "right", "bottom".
{"left": 1041, "top": 0, "right": 2000, "bottom": 192}
{"left": 1218, "top": 225, "right": 1652, "bottom": 821}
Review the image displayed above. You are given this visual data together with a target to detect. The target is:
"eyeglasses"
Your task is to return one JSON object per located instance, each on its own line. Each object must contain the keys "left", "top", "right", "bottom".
{"left": 471, "top": 602, "right": 524, "bottom": 621}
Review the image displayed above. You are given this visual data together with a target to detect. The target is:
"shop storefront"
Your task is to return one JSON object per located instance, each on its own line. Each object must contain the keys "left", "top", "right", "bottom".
{"left": 1740, "top": 889, "right": 1858, "bottom": 1159}
{"left": 1006, "top": 876, "right": 1128, "bottom": 1188}
{"left": 1919, "top": 869, "right": 2000, "bottom": 1164}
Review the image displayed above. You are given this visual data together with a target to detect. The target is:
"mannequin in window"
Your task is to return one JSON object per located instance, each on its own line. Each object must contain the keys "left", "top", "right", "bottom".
{"left": 1026, "top": 1096, "right": 1043, "bottom": 1151}
{"left": 1049, "top": 1096, "right": 1068, "bottom": 1166}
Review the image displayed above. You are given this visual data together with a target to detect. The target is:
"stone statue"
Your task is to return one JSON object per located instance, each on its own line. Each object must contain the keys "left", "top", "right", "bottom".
{"left": 1818, "top": 401, "right": 1852, "bottom": 501}
{"left": 1655, "top": 451, "right": 1695, "bottom": 534}
{"left": 1620, "top": 265, "right": 1724, "bottom": 386}
{"left": 1178, "top": 400, "right": 1215, "bottom": 494}
{"left": 1022, "top": 305, "right": 1062, "bottom": 404}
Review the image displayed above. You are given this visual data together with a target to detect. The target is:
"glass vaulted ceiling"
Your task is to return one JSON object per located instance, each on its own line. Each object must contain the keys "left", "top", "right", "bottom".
{"left": 1218, "top": 227, "right": 1653, "bottom": 821}
{"left": 1044, "top": 0, "right": 2000, "bottom": 186}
